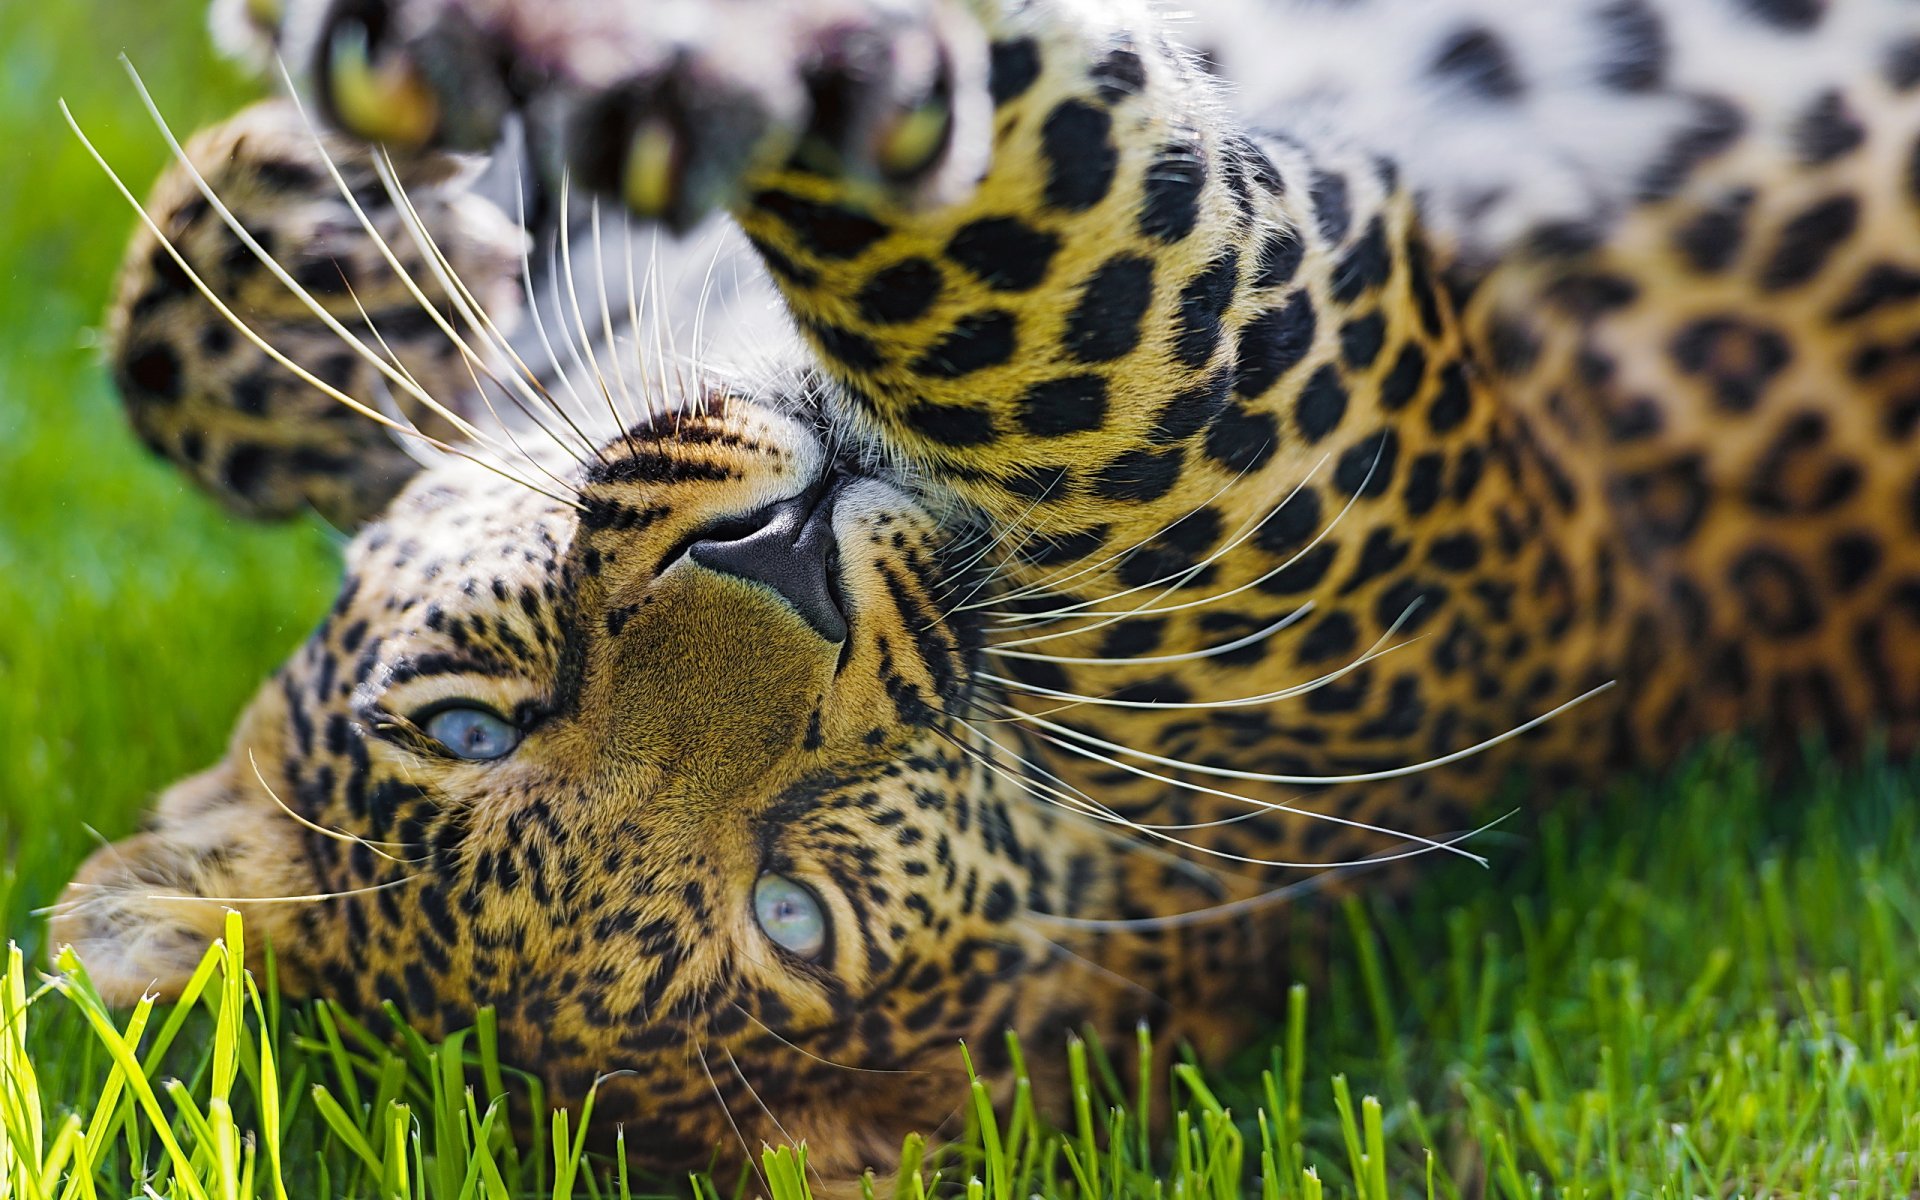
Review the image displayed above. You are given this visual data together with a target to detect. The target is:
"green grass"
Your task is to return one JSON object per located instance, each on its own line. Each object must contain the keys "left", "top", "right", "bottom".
{"left": 5, "top": 0, "right": 1920, "bottom": 1194}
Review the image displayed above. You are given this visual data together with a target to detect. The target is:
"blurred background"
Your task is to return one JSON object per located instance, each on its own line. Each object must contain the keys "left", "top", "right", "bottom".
{"left": 0, "top": 0, "right": 341, "bottom": 952}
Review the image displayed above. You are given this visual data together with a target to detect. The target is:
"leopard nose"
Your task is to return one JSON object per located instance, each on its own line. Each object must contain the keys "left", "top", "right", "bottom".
{"left": 689, "top": 485, "right": 847, "bottom": 642}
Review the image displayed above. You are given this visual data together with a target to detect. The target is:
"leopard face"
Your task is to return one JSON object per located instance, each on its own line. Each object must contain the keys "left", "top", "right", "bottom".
{"left": 60, "top": 392, "right": 1161, "bottom": 1173}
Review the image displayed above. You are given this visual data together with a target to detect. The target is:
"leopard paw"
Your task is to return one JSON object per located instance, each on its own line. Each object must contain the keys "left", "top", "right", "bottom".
{"left": 290, "top": 0, "right": 992, "bottom": 230}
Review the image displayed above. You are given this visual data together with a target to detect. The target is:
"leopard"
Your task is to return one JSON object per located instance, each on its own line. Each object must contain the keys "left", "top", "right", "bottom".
{"left": 53, "top": 0, "right": 1920, "bottom": 1183}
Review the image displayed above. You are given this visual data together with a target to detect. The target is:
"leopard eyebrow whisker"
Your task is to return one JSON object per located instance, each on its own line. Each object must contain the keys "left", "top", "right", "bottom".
{"left": 116, "top": 61, "right": 582, "bottom": 505}
{"left": 1002, "top": 680, "right": 1620, "bottom": 788}
{"left": 361, "top": 141, "right": 609, "bottom": 467}
{"left": 63, "top": 92, "right": 577, "bottom": 510}
{"left": 647, "top": 228, "right": 686, "bottom": 425}
{"left": 511, "top": 155, "right": 625, "bottom": 457}
{"left": 558, "top": 176, "right": 645, "bottom": 443}
{"left": 275, "top": 71, "right": 602, "bottom": 470}
{"left": 248, "top": 749, "right": 426, "bottom": 865}
{"left": 588, "top": 198, "right": 645, "bottom": 430}
{"left": 987, "top": 605, "right": 1312, "bottom": 668}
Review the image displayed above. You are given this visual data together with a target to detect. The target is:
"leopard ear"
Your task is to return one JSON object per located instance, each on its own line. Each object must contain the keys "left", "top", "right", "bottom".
{"left": 51, "top": 760, "right": 320, "bottom": 1004}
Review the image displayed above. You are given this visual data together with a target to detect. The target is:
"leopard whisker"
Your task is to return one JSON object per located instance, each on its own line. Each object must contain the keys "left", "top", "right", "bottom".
{"left": 987, "top": 606, "right": 1311, "bottom": 668}
{"left": 117, "top": 61, "right": 574, "bottom": 498}
{"left": 359, "top": 139, "right": 609, "bottom": 466}
{"left": 1004, "top": 715, "right": 1492, "bottom": 866}
{"left": 938, "top": 721, "right": 1255, "bottom": 891}
{"left": 63, "top": 93, "right": 576, "bottom": 510}
{"left": 693, "top": 1037, "right": 770, "bottom": 1193}
{"left": 588, "top": 198, "right": 645, "bottom": 429}
{"left": 279, "top": 73, "right": 600, "bottom": 467}
{"left": 951, "top": 713, "right": 1457, "bottom": 871}
{"left": 982, "top": 603, "right": 1424, "bottom": 711}
{"left": 945, "top": 711, "right": 1274, "bottom": 834}
{"left": 723, "top": 1049, "right": 823, "bottom": 1193}
{"left": 248, "top": 750, "right": 426, "bottom": 865}
{"left": 1025, "top": 847, "right": 1418, "bottom": 933}
{"left": 558, "top": 176, "right": 644, "bottom": 440}
{"left": 927, "top": 488, "right": 1064, "bottom": 622}
{"left": 512, "top": 156, "right": 624, "bottom": 457}
{"left": 1002, "top": 680, "right": 1619, "bottom": 788}
{"left": 730, "top": 1004, "right": 921, "bottom": 1076}
{"left": 138, "top": 873, "right": 425, "bottom": 906}
{"left": 966, "top": 453, "right": 1297, "bottom": 613}
{"left": 980, "top": 446, "right": 1365, "bottom": 635}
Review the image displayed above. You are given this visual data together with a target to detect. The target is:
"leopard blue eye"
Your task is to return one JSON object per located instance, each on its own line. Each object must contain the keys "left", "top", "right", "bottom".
{"left": 753, "top": 874, "right": 827, "bottom": 960}
{"left": 421, "top": 705, "right": 520, "bottom": 760}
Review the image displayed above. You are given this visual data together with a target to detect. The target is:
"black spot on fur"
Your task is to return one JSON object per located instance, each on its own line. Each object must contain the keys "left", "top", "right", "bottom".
{"left": 989, "top": 39, "right": 1042, "bottom": 105}
{"left": 1429, "top": 25, "right": 1525, "bottom": 102}
{"left": 1233, "top": 292, "right": 1315, "bottom": 398}
{"left": 911, "top": 311, "right": 1017, "bottom": 377}
{"left": 1793, "top": 89, "right": 1865, "bottom": 166}
{"left": 1091, "top": 448, "right": 1183, "bottom": 502}
{"left": 805, "top": 319, "right": 886, "bottom": 370}
{"left": 1295, "top": 611, "right": 1357, "bottom": 665}
{"left": 1426, "top": 362, "right": 1473, "bottom": 434}
{"left": 947, "top": 218, "right": 1061, "bottom": 291}
{"left": 1670, "top": 315, "right": 1791, "bottom": 413}
{"left": 220, "top": 443, "right": 268, "bottom": 499}
{"left": 1064, "top": 256, "right": 1153, "bottom": 362}
{"left": 1203, "top": 403, "right": 1278, "bottom": 474}
{"left": 1340, "top": 313, "right": 1386, "bottom": 370}
{"left": 1829, "top": 264, "right": 1920, "bottom": 323}
{"left": 752, "top": 190, "right": 888, "bottom": 260}
{"left": 1887, "top": 36, "right": 1920, "bottom": 92}
{"left": 1672, "top": 188, "right": 1754, "bottom": 274}
{"left": 1335, "top": 429, "right": 1399, "bottom": 498}
{"left": 1256, "top": 229, "right": 1304, "bottom": 289}
{"left": 1295, "top": 365, "right": 1348, "bottom": 444}
{"left": 1018, "top": 375, "right": 1108, "bottom": 437}
{"left": 1151, "top": 369, "right": 1233, "bottom": 444}
{"left": 1638, "top": 95, "right": 1745, "bottom": 201}
{"left": 1733, "top": 0, "right": 1824, "bottom": 32}
{"left": 904, "top": 401, "right": 997, "bottom": 447}
{"left": 1309, "top": 170, "right": 1352, "bottom": 243}
{"left": 1594, "top": 0, "right": 1667, "bottom": 92}
{"left": 1090, "top": 45, "right": 1149, "bottom": 103}
{"left": 1730, "top": 548, "right": 1820, "bottom": 637}
{"left": 1041, "top": 101, "right": 1118, "bottom": 212}
{"left": 1331, "top": 218, "right": 1392, "bottom": 304}
{"left": 1174, "top": 250, "right": 1239, "bottom": 369}
{"left": 1253, "top": 486, "right": 1322, "bottom": 557}
{"left": 123, "top": 344, "right": 182, "bottom": 401}
{"left": 1379, "top": 342, "right": 1428, "bottom": 412}
{"left": 857, "top": 258, "right": 941, "bottom": 324}
{"left": 1759, "top": 194, "right": 1858, "bottom": 291}
{"left": 1139, "top": 139, "right": 1206, "bottom": 242}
